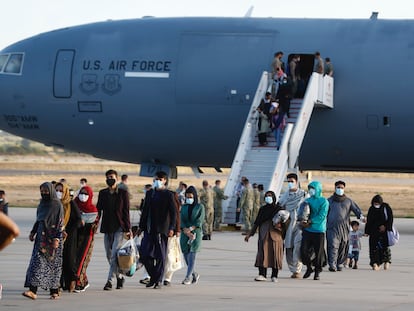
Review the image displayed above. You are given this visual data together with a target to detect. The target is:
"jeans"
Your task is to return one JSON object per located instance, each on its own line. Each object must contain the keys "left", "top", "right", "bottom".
{"left": 183, "top": 252, "right": 197, "bottom": 279}
{"left": 103, "top": 228, "right": 125, "bottom": 282}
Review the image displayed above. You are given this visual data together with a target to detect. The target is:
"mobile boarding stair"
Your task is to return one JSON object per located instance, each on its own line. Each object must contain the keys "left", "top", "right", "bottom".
{"left": 222, "top": 71, "right": 334, "bottom": 225}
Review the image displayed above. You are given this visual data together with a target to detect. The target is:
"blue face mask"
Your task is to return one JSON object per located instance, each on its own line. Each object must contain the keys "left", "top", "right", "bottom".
{"left": 335, "top": 188, "right": 344, "bottom": 196}
{"left": 287, "top": 182, "right": 296, "bottom": 190}
{"left": 265, "top": 196, "right": 273, "bottom": 204}
{"left": 308, "top": 188, "right": 316, "bottom": 197}
{"left": 185, "top": 198, "right": 194, "bottom": 205}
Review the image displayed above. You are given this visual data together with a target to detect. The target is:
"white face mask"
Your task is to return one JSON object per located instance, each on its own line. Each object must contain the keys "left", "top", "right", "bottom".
{"left": 265, "top": 196, "right": 273, "bottom": 204}
{"left": 308, "top": 188, "right": 316, "bottom": 197}
{"left": 78, "top": 194, "right": 89, "bottom": 202}
{"left": 56, "top": 191, "right": 63, "bottom": 199}
{"left": 373, "top": 204, "right": 381, "bottom": 209}
{"left": 153, "top": 180, "right": 164, "bottom": 189}
{"left": 186, "top": 198, "right": 194, "bottom": 205}
{"left": 335, "top": 188, "right": 344, "bottom": 196}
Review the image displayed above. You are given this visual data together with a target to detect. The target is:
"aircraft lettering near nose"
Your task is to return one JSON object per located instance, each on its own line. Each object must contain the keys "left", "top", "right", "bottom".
{"left": 0, "top": 13, "right": 413, "bottom": 180}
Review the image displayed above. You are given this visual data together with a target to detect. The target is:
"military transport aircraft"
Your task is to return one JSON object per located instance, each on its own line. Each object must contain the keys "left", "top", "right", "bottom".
{"left": 0, "top": 16, "right": 413, "bottom": 177}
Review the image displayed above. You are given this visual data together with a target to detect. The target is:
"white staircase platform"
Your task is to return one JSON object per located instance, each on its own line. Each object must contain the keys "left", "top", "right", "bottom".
{"left": 222, "top": 72, "right": 333, "bottom": 224}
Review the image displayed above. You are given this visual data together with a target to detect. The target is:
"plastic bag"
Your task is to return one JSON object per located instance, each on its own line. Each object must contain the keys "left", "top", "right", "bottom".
{"left": 117, "top": 236, "right": 141, "bottom": 277}
{"left": 387, "top": 226, "right": 399, "bottom": 246}
{"left": 165, "top": 236, "right": 183, "bottom": 274}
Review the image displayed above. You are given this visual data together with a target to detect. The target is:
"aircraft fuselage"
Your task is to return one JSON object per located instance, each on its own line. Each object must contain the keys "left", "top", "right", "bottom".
{"left": 1, "top": 17, "right": 413, "bottom": 172}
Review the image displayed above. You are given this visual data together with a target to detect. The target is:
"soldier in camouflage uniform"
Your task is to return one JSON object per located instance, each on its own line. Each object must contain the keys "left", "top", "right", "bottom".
{"left": 213, "top": 180, "right": 228, "bottom": 231}
{"left": 251, "top": 183, "right": 261, "bottom": 228}
{"left": 240, "top": 178, "right": 254, "bottom": 234}
{"left": 199, "top": 180, "right": 214, "bottom": 240}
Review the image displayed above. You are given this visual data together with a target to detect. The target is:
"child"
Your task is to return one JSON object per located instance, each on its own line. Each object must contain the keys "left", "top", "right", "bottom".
{"left": 346, "top": 220, "right": 364, "bottom": 269}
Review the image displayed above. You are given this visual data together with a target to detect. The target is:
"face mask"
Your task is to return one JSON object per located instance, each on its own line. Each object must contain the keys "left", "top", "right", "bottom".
{"left": 106, "top": 178, "right": 116, "bottom": 187}
{"left": 308, "top": 188, "right": 316, "bottom": 197}
{"left": 186, "top": 198, "right": 194, "bottom": 205}
{"left": 373, "top": 204, "right": 381, "bottom": 209}
{"left": 79, "top": 194, "right": 89, "bottom": 202}
{"left": 41, "top": 193, "right": 51, "bottom": 201}
{"left": 56, "top": 191, "right": 63, "bottom": 199}
{"left": 335, "top": 188, "right": 344, "bottom": 196}
{"left": 287, "top": 182, "right": 296, "bottom": 190}
{"left": 153, "top": 180, "right": 164, "bottom": 189}
{"left": 265, "top": 196, "right": 273, "bottom": 204}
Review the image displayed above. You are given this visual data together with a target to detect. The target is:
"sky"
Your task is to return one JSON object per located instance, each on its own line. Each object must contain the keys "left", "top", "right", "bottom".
{"left": 1, "top": 0, "right": 414, "bottom": 49}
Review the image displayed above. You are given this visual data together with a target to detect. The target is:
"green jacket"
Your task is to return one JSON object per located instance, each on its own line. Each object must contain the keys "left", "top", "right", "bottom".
{"left": 180, "top": 203, "right": 205, "bottom": 253}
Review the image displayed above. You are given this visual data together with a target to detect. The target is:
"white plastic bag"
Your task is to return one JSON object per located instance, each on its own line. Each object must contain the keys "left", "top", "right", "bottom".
{"left": 117, "top": 237, "right": 139, "bottom": 276}
{"left": 165, "top": 236, "right": 183, "bottom": 274}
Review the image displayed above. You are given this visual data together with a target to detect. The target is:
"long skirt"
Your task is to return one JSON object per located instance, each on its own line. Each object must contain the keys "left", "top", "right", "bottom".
{"left": 75, "top": 223, "right": 96, "bottom": 287}
{"left": 25, "top": 222, "right": 63, "bottom": 290}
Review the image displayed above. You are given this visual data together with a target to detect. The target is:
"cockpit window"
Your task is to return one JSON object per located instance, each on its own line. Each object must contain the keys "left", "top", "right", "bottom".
{"left": 0, "top": 53, "right": 24, "bottom": 75}
{"left": 0, "top": 54, "right": 8, "bottom": 72}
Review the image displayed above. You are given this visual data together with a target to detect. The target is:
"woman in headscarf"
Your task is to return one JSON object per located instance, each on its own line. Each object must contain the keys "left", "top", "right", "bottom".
{"left": 55, "top": 182, "right": 82, "bottom": 293}
{"left": 245, "top": 190, "right": 287, "bottom": 282}
{"left": 365, "top": 194, "right": 394, "bottom": 271}
{"left": 180, "top": 186, "right": 205, "bottom": 285}
{"left": 73, "top": 185, "right": 98, "bottom": 292}
{"left": 23, "top": 182, "right": 64, "bottom": 300}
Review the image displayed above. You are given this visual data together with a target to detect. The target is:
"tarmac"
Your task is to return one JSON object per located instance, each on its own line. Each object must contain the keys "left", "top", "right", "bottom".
{"left": 1, "top": 207, "right": 413, "bottom": 311}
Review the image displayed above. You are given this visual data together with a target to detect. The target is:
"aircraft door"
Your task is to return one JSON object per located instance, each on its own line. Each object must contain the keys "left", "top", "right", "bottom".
{"left": 176, "top": 33, "right": 273, "bottom": 106}
{"left": 53, "top": 49, "right": 75, "bottom": 98}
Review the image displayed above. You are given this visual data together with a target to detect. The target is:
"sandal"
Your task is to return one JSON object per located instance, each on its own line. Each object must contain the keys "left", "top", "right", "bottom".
{"left": 22, "top": 290, "right": 37, "bottom": 300}
{"left": 50, "top": 293, "right": 60, "bottom": 300}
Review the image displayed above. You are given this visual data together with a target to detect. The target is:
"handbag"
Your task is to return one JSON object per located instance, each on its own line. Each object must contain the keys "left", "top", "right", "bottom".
{"left": 384, "top": 207, "right": 399, "bottom": 246}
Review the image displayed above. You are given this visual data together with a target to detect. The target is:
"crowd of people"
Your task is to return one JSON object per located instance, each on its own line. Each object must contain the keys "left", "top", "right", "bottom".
{"left": 257, "top": 51, "right": 334, "bottom": 148}
{"left": 243, "top": 173, "right": 395, "bottom": 282}
{"left": 2, "top": 170, "right": 229, "bottom": 299}
{"left": 0, "top": 168, "right": 398, "bottom": 300}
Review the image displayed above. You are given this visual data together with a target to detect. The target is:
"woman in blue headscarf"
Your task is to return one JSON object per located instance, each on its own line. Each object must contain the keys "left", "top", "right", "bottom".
{"left": 180, "top": 186, "right": 205, "bottom": 285}
{"left": 23, "top": 182, "right": 64, "bottom": 300}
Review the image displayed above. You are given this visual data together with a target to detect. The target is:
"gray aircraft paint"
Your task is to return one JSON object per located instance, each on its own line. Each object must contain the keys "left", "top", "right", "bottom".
{"left": 0, "top": 17, "right": 413, "bottom": 171}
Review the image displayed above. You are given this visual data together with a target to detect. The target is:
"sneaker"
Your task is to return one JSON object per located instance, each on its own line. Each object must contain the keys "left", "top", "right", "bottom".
{"left": 103, "top": 281, "right": 112, "bottom": 291}
{"left": 139, "top": 277, "right": 150, "bottom": 285}
{"left": 384, "top": 262, "right": 390, "bottom": 270}
{"left": 182, "top": 277, "right": 192, "bottom": 285}
{"left": 336, "top": 266, "right": 343, "bottom": 272}
{"left": 328, "top": 266, "right": 337, "bottom": 272}
{"left": 373, "top": 264, "right": 380, "bottom": 271}
{"left": 271, "top": 277, "right": 278, "bottom": 283}
{"left": 116, "top": 277, "right": 125, "bottom": 289}
{"left": 352, "top": 264, "right": 358, "bottom": 270}
{"left": 290, "top": 272, "right": 301, "bottom": 279}
{"left": 192, "top": 272, "right": 200, "bottom": 284}
{"left": 348, "top": 260, "right": 353, "bottom": 268}
{"left": 163, "top": 280, "right": 171, "bottom": 287}
{"left": 254, "top": 275, "right": 267, "bottom": 281}
{"left": 74, "top": 283, "right": 89, "bottom": 293}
